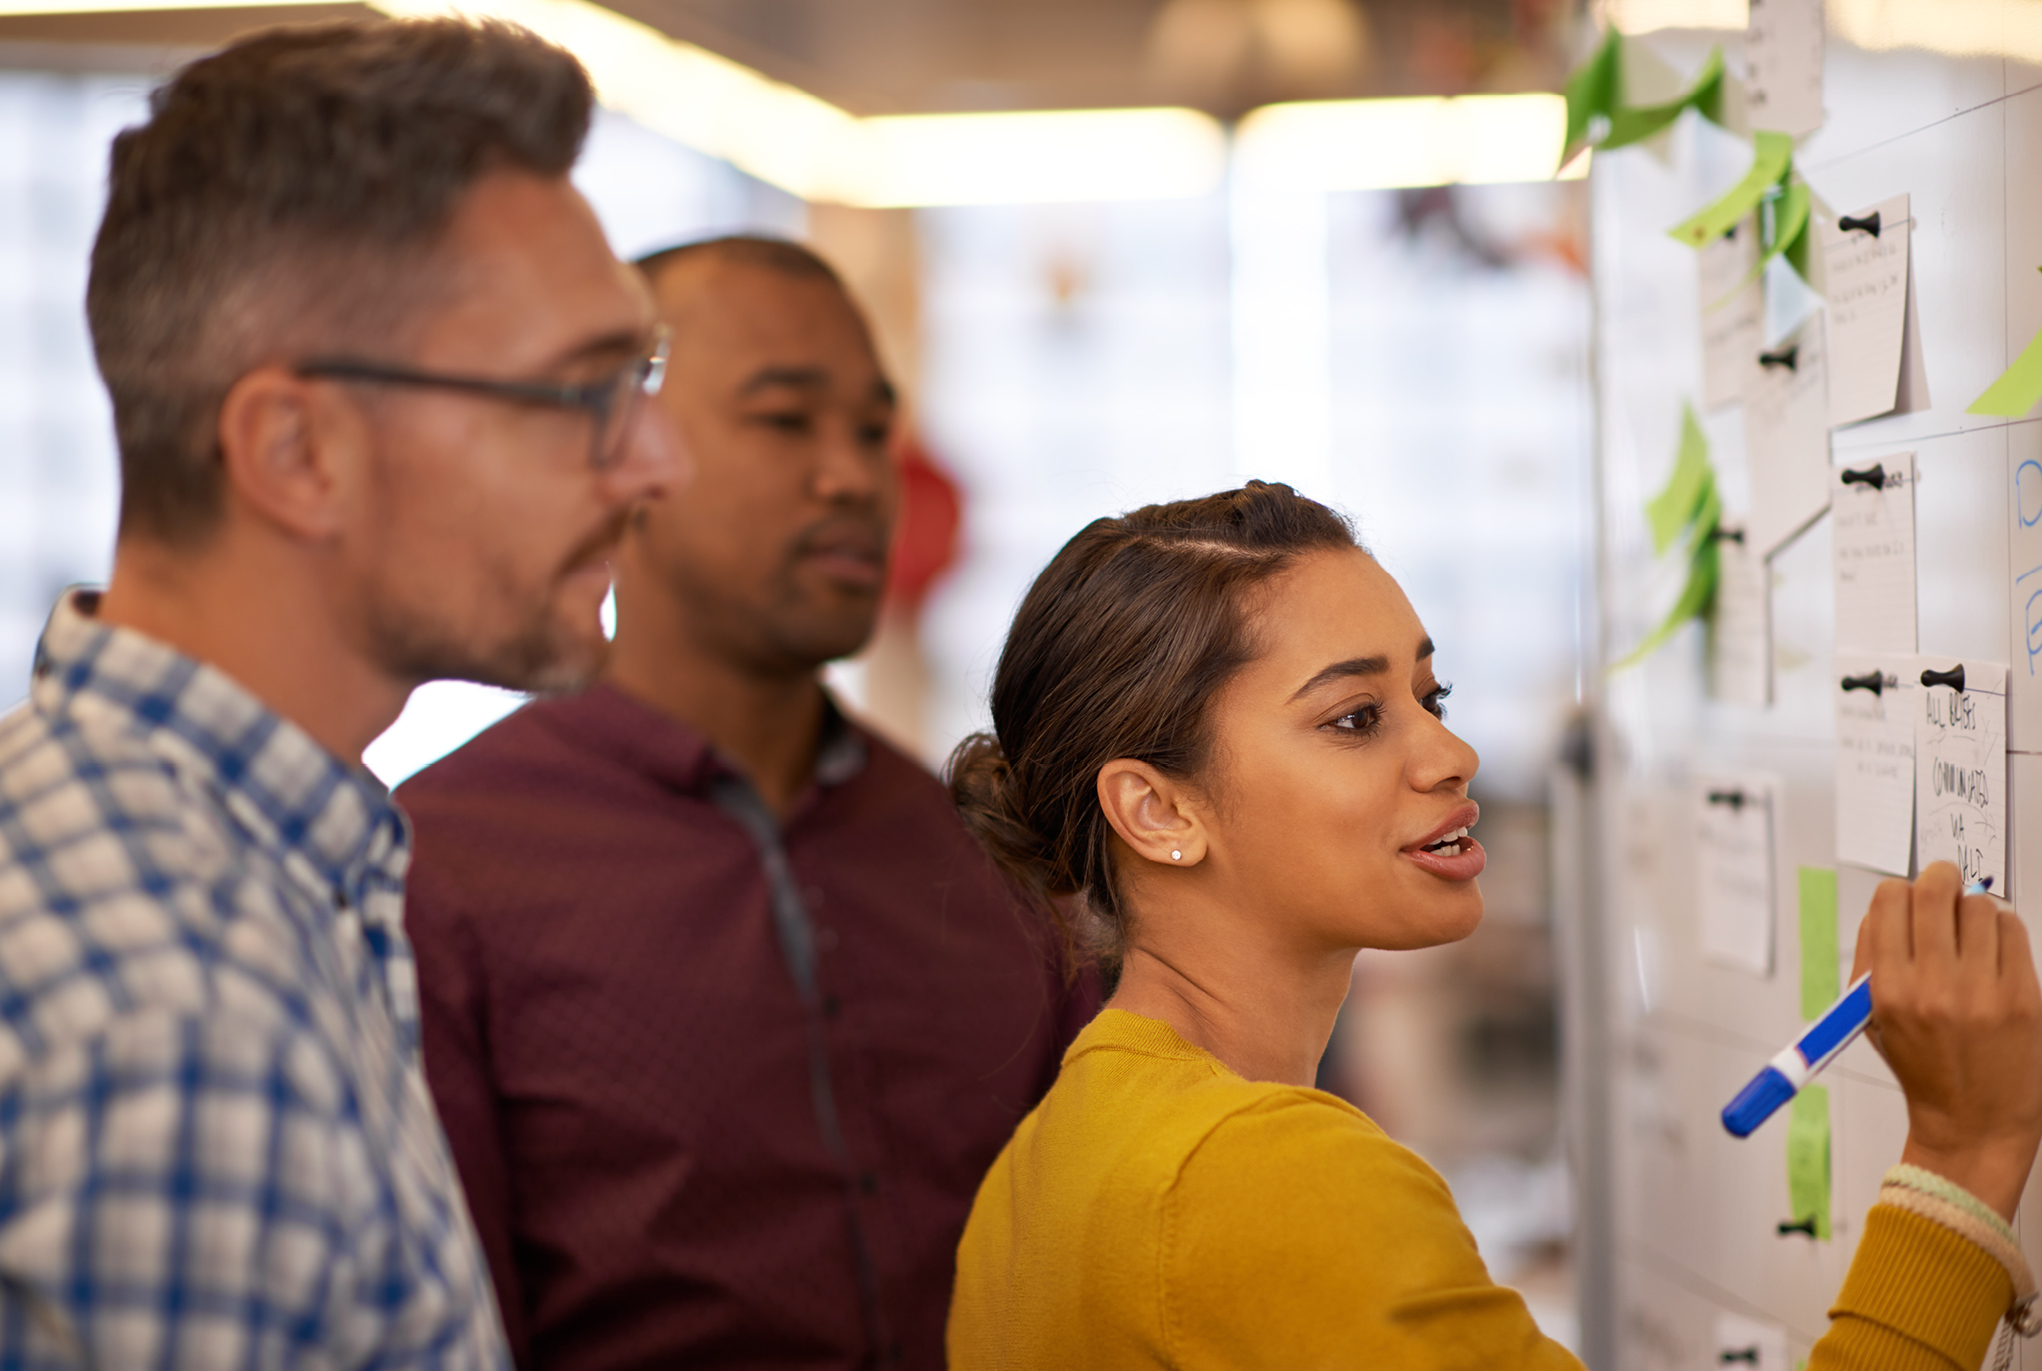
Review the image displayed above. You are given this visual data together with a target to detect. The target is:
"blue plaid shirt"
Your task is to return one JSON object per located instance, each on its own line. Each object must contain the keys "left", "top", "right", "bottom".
{"left": 0, "top": 592, "right": 508, "bottom": 1368}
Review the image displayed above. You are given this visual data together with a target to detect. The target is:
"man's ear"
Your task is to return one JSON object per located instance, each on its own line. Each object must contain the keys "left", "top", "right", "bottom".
{"left": 215, "top": 365, "right": 360, "bottom": 542}
{"left": 1097, "top": 758, "right": 1207, "bottom": 868}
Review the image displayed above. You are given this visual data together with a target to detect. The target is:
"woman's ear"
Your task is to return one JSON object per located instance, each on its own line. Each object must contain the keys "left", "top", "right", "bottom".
{"left": 1097, "top": 759, "right": 1205, "bottom": 867}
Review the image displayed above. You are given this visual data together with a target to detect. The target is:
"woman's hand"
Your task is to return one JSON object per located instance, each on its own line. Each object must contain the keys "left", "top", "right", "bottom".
{"left": 1854, "top": 861, "right": 2042, "bottom": 1221}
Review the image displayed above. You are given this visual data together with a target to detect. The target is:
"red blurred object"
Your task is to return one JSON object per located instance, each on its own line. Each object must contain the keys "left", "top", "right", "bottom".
{"left": 886, "top": 432, "right": 963, "bottom": 613}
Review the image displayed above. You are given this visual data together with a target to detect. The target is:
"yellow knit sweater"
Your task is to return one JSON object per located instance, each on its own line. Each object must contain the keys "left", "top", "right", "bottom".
{"left": 948, "top": 1010, "right": 2012, "bottom": 1371}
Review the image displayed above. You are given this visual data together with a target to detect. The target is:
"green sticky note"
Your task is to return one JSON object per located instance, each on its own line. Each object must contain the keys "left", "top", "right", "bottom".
{"left": 1968, "top": 324, "right": 2042, "bottom": 417}
{"left": 1612, "top": 535, "right": 1719, "bottom": 669}
{"left": 1799, "top": 867, "right": 1840, "bottom": 1020}
{"left": 1562, "top": 28, "right": 1620, "bottom": 159}
{"left": 1786, "top": 1086, "right": 1832, "bottom": 1241}
{"left": 1604, "top": 46, "right": 1726, "bottom": 151}
{"left": 1644, "top": 405, "right": 1712, "bottom": 554}
{"left": 1669, "top": 131, "right": 1794, "bottom": 249}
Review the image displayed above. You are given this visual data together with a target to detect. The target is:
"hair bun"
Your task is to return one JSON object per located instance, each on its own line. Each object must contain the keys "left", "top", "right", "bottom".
{"left": 948, "top": 732, "right": 1070, "bottom": 907}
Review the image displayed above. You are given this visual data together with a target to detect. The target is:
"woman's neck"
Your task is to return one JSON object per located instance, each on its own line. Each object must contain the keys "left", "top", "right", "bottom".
{"left": 1107, "top": 931, "right": 1357, "bottom": 1088}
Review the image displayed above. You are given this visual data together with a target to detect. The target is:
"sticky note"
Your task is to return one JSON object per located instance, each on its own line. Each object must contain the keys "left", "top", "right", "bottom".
{"left": 1798, "top": 867, "right": 1839, "bottom": 1019}
{"left": 1670, "top": 131, "right": 1794, "bottom": 249}
{"left": 1834, "top": 653, "right": 1917, "bottom": 877}
{"left": 1831, "top": 454, "right": 1917, "bottom": 654}
{"left": 1742, "top": 312, "right": 1833, "bottom": 557}
{"left": 1825, "top": 195, "right": 1912, "bottom": 428}
{"left": 1745, "top": 0, "right": 1827, "bottom": 138}
{"left": 1969, "top": 323, "right": 2042, "bottom": 418}
{"left": 1786, "top": 1085, "right": 1832, "bottom": 1240}
{"left": 1646, "top": 406, "right": 1713, "bottom": 554}
{"left": 1915, "top": 659, "right": 2008, "bottom": 890}
{"left": 1709, "top": 529, "right": 1772, "bottom": 706}
{"left": 1696, "top": 776, "right": 1777, "bottom": 976}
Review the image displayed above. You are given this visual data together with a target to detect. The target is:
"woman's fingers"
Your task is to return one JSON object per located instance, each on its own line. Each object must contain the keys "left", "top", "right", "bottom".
{"left": 1954, "top": 890, "right": 2002, "bottom": 987}
{"left": 1909, "top": 861, "right": 1964, "bottom": 971}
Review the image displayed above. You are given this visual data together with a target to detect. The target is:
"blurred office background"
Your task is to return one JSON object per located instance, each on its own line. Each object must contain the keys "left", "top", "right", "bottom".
{"left": 0, "top": 0, "right": 1607, "bottom": 1343}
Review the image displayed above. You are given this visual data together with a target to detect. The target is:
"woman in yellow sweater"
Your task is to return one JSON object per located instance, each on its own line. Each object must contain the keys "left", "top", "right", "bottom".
{"left": 945, "top": 482, "right": 2042, "bottom": 1371}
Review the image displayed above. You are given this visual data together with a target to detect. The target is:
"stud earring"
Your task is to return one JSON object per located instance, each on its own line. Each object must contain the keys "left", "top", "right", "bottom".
{"left": 1171, "top": 850, "right": 1183, "bottom": 861}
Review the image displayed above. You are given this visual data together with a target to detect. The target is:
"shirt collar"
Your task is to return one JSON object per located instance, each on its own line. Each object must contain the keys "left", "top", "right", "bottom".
{"left": 549, "top": 681, "right": 869, "bottom": 799}
{"left": 32, "top": 588, "right": 408, "bottom": 910}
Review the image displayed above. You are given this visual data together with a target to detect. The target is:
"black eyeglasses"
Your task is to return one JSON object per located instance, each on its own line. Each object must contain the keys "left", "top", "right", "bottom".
{"left": 296, "top": 326, "right": 670, "bottom": 471}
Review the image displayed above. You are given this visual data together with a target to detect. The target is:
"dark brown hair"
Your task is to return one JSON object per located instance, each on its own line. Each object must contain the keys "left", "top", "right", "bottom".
{"left": 948, "top": 481, "right": 1359, "bottom": 974}
{"left": 87, "top": 18, "right": 594, "bottom": 544}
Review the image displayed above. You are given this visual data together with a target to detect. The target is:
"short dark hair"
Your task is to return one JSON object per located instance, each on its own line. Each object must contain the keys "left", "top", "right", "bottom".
{"left": 948, "top": 482, "right": 1360, "bottom": 977}
{"left": 87, "top": 18, "right": 594, "bottom": 544}
{"left": 633, "top": 235, "right": 843, "bottom": 290}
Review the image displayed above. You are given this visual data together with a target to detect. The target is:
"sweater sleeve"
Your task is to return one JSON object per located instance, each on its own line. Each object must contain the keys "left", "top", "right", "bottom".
{"left": 1808, "top": 1205, "right": 2014, "bottom": 1371}
{"left": 1162, "top": 1094, "right": 1584, "bottom": 1371}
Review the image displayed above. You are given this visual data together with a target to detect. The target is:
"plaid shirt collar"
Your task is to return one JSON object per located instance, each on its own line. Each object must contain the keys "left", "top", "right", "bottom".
{"left": 31, "top": 587, "right": 411, "bottom": 950}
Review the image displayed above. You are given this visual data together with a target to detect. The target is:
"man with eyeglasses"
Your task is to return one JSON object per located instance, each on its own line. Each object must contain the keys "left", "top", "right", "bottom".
{"left": 0, "top": 18, "right": 677, "bottom": 1365}
{"left": 396, "top": 237, "right": 1094, "bottom": 1370}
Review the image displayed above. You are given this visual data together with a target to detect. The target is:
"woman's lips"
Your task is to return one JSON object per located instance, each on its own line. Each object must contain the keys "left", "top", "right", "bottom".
{"left": 1403, "top": 837, "right": 1486, "bottom": 882}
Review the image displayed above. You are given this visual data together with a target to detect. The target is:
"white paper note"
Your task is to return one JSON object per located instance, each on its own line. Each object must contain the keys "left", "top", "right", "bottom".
{"left": 1835, "top": 653, "right": 1916, "bottom": 876}
{"left": 1700, "top": 218, "right": 1762, "bottom": 411}
{"left": 1715, "top": 1313, "right": 1792, "bottom": 1371}
{"left": 1745, "top": 0, "right": 1826, "bottom": 138}
{"left": 1825, "top": 195, "right": 1912, "bottom": 428}
{"left": 1743, "top": 313, "right": 1832, "bottom": 557}
{"left": 1697, "top": 774, "right": 1778, "bottom": 975}
{"left": 1710, "top": 528, "right": 1772, "bottom": 705}
{"left": 1831, "top": 453, "right": 1916, "bottom": 653}
{"left": 1915, "top": 659, "right": 2007, "bottom": 890}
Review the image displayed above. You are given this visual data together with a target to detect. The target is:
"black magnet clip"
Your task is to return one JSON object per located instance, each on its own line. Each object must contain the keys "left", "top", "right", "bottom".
{"left": 1839, "top": 463, "right": 1886, "bottom": 490}
{"left": 1711, "top": 526, "right": 1745, "bottom": 544}
{"left": 1707, "top": 789, "right": 1748, "bottom": 810}
{"left": 1920, "top": 664, "right": 1967, "bottom": 693}
{"left": 1838, "top": 211, "right": 1882, "bottom": 237}
{"left": 1777, "top": 1216, "right": 1819, "bottom": 1238}
{"left": 1759, "top": 344, "right": 1799, "bottom": 371}
{"left": 1720, "top": 1350, "right": 1762, "bottom": 1365}
{"left": 1840, "top": 671, "right": 1885, "bottom": 695}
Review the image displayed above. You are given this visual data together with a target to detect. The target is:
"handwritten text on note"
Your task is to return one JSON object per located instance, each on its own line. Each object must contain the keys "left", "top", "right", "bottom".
{"left": 1825, "top": 195, "right": 1912, "bottom": 428}
{"left": 1834, "top": 653, "right": 1914, "bottom": 877}
{"left": 1745, "top": 0, "right": 1826, "bottom": 139}
{"left": 1697, "top": 774, "right": 1779, "bottom": 976}
{"left": 1700, "top": 219, "right": 1762, "bottom": 411}
{"left": 1914, "top": 659, "right": 2007, "bottom": 890}
{"left": 1831, "top": 453, "right": 1916, "bottom": 654}
{"left": 1743, "top": 313, "right": 1832, "bottom": 557}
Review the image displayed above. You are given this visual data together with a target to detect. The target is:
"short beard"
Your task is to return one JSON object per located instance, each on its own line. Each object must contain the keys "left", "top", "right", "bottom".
{"left": 367, "top": 509, "right": 630, "bottom": 696}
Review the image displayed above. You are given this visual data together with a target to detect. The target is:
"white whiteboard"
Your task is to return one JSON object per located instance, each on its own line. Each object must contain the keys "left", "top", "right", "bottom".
{"left": 1585, "top": 19, "right": 2042, "bottom": 1369}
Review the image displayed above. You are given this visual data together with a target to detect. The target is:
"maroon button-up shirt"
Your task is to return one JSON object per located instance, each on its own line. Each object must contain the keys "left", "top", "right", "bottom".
{"left": 397, "top": 684, "right": 1091, "bottom": 1371}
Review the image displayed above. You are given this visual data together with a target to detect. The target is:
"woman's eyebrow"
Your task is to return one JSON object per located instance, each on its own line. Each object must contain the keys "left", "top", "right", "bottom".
{"left": 1289, "top": 636, "right": 1437, "bottom": 702}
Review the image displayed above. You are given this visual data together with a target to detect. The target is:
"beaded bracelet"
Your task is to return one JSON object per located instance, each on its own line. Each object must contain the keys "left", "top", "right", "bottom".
{"left": 1879, "top": 1165, "right": 2041, "bottom": 1339}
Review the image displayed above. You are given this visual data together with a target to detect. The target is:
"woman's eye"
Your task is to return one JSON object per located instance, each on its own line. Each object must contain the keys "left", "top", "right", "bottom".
{"left": 1422, "top": 683, "right": 1453, "bottom": 720}
{"left": 1331, "top": 703, "right": 1382, "bottom": 734}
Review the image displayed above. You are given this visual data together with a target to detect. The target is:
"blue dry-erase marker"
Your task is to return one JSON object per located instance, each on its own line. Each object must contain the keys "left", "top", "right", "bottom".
{"left": 1720, "top": 877, "right": 1993, "bottom": 1139}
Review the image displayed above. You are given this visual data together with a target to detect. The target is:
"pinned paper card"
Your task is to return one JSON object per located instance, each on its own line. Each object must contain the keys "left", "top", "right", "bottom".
{"left": 1786, "top": 1085, "right": 1832, "bottom": 1240}
{"left": 1697, "top": 775, "right": 1777, "bottom": 975}
{"left": 1743, "top": 313, "right": 1832, "bottom": 556}
{"left": 1830, "top": 453, "right": 1916, "bottom": 653}
{"left": 1715, "top": 1313, "right": 1791, "bottom": 1371}
{"left": 1915, "top": 659, "right": 2007, "bottom": 890}
{"left": 1798, "top": 867, "right": 1839, "bottom": 1019}
{"left": 1746, "top": 0, "right": 1826, "bottom": 138}
{"left": 1709, "top": 528, "right": 1771, "bottom": 705}
{"left": 1700, "top": 219, "right": 1763, "bottom": 410}
{"left": 1825, "top": 195, "right": 1912, "bottom": 427}
{"left": 1835, "top": 653, "right": 1916, "bottom": 878}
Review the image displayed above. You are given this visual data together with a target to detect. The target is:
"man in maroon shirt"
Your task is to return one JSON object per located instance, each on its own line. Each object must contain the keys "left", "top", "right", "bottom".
{"left": 397, "top": 237, "right": 1091, "bottom": 1370}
